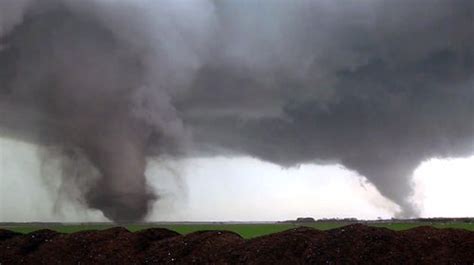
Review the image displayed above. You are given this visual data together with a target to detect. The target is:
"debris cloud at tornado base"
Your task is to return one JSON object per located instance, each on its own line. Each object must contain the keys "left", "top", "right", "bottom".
{"left": 0, "top": 0, "right": 473, "bottom": 221}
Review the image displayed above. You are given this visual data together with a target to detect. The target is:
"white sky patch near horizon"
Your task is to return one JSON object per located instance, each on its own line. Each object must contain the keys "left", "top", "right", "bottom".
{"left": 411, "top": 156, "right": 474, "bottom": 218}
{"left": 147, "top": 157, "right": 399, "bottom": 221}
{"left": 0, "top": 138, "right": 106, "bottom": 222}
{"left": 0, "top": 137, "right": 473, "bottom": 222}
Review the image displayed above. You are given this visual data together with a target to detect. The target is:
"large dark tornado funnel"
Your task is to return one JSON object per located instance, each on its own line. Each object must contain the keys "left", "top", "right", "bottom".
{"left": 0, "top": 4, "right": 159, "bottom": 222}
{"left": 80, "top": 118, "right": 156, "bottom": 222}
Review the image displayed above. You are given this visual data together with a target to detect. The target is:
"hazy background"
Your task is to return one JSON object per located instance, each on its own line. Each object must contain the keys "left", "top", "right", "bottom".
{"left": 2, "top": 137, "right": 473, "bottom": 222}
{"left": 1, "top": 0, "right": 473, "bottom": 222}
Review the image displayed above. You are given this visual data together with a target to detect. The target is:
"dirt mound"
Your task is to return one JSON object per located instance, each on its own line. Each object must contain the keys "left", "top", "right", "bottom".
{"left": 0, "top": 227, "right": 180, "bottom": 264}
{"left": 220, "top": 227, "right": 325, "bottom": 264}
{"left": 399, "top": 226, "right": 474, "bottom": 265}
{"left": 0, "top": 224, "right": 473, "bottom": 264}
{"left": 144, "top": 230, "right": 244, "bottom": 264}
{"left": 135, "top": 227, "right": 181, "bottom": 242}
{"left": 0, "top": 229, "right": 60, "bottom": 264}
{"left": 0, "top": 229, "right": 21, "bottom": 241}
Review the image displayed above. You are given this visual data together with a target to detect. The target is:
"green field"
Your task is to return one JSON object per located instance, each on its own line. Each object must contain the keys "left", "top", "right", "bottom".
{"left": 2, "top": 222, "right": 474, "bottom": 239}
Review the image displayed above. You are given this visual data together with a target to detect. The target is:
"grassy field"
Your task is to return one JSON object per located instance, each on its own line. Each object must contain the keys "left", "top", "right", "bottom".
{"left": 2, "top": 222, "right": 474, "bottom": 239}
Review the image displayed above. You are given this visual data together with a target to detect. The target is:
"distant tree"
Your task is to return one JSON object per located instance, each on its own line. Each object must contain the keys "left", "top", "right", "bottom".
{"left": 296, "top": 217, "right": 316, "bottom": 223}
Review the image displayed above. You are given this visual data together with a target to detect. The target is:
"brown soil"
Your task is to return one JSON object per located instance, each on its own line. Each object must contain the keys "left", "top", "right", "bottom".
{"left": 0, "top": 224, "right": 473, "bottom": 264}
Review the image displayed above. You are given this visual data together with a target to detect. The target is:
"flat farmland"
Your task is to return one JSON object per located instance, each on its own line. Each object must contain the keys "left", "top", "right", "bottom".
{"left": 2, "top": 221, "right": 474, "bottom": 239}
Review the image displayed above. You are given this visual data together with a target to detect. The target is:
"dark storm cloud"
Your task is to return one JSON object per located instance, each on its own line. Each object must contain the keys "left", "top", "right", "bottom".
{"left": 182, "top": 0, "right": 474, "bottom": 217}
{"left": 0, "top": 0, "right": 214, "bottom": 221}
{"left": 0, "top": 0, "right": 473, "bottom": 220}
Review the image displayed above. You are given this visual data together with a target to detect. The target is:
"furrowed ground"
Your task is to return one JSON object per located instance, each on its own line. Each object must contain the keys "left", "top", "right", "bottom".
{"left": 2, "top": 222, "right": 474, "bottom": 239}
{"left": 2, "top": 223, "right": 474, "bottom": 264}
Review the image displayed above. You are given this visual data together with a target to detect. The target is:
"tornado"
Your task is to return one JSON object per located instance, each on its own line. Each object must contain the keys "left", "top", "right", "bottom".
{"left": 0, "top": 2, "right": 162, "bottom": 222}
{"left": 1, "top": 0, "right": 474, "bottom": 220}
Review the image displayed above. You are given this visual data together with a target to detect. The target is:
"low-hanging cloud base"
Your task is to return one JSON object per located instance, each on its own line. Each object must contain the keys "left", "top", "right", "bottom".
{"left": 0, "top": 0, "right": 473, "bottom": 221}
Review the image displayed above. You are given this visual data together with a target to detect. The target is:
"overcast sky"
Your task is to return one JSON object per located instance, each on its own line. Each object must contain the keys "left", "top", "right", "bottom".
{"left": 1, "top": 0, "right": 474, "bottom": 223}
{"left": 1, "top": 137, "right": 473, "bottom": 222}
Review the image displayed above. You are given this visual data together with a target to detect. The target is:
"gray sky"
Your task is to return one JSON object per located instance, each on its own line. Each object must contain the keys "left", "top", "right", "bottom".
{"left": 1, "top": 0, "right": 474, "bottom": 222}
{"left": 1, "top": 137, "right": 473, "bottom": 222}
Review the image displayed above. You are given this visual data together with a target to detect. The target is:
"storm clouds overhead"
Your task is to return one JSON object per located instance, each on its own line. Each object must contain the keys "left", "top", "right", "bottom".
{"left": 0, "top": 0, "right": 473, "bottom": 221}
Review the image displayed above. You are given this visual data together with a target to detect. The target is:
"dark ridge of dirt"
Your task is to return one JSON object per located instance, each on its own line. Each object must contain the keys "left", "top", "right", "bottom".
{"left": 29, "top": 227, "right": 141, "bottom": 265}
{"left": 135, "top": 227, "right": 181, "bottom": 242}
{"left": 219, "top": 227, "right": 325, "bottom": 265}
{"left": 0, "top": 224, "right": 473, "bottom": 265}
{"left": 0, "top": 227, "right": 181, "bottom": 265}
{"left": 0, "top": 229, "right": 60, "bottom": 264}
{"left": 399, "top": 226, "right": 474, "bottom": 265}
{"left": 135, "top": 228, "right": 182, "bottom": 252}
{"left": 308, "top": 224, "right": 405, "bottom": 265}
{"left": 0, "top": 229, "right": 21, "bottom": 241}
{"left": 144, "top": 230, "right": 244, "bottom": 264}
